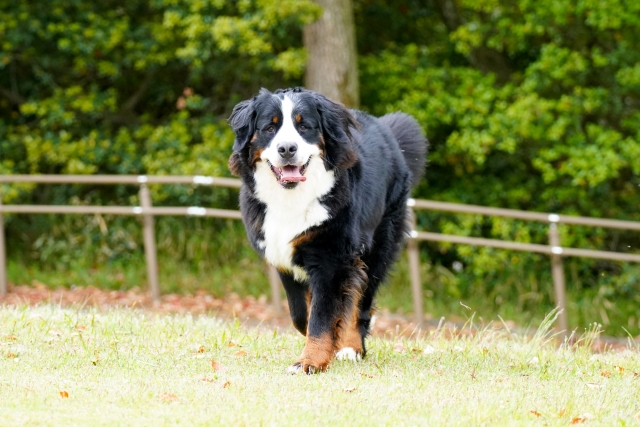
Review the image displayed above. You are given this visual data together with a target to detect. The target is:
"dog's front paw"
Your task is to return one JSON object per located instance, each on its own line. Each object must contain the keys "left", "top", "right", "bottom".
{"left": 287, "top": 359, "right": 328, "bottom": 374}
{"left": 286, "top": 362, "right": 304, "bottom": 374}
{"left": 335, "top": 347, "right": 363, "bottom": 362}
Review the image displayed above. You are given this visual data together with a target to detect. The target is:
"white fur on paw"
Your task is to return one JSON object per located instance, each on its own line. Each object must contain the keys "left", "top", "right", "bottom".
{"left": 335, "top": 347, "right": 362, "bottom": 362}
{"left": 286, "top": 363, "right": 304, "bottom": 374}
{"left": 370, "top": 315, "right": 377, "bottom": 330}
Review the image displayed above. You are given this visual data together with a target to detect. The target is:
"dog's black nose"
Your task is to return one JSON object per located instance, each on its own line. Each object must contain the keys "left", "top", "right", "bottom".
{"left": 277, "top": 142, "right": 297, "bottom": 160}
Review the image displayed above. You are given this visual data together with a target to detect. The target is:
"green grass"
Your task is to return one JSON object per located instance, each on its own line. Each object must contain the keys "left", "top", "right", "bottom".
{"left": 1, "top": 305, "right": 639, "bottom": 426}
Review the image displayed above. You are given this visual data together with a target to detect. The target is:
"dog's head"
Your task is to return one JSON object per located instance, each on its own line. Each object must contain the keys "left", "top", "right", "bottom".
{"left": 228, "top": 87, "right": 359, "bottom": 190}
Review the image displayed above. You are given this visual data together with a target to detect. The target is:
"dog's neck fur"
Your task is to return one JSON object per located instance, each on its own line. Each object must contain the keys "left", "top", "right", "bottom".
{"left": 254, "top": 157, "right": 335, "bottom": 281}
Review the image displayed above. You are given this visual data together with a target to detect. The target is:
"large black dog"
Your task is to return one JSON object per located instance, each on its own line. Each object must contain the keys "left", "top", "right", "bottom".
{"left": 228, "top": 87, "right": 427, "bottom": 373}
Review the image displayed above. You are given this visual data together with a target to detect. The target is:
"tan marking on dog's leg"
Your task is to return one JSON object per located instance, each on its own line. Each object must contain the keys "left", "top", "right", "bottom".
{"left": 287, "top": 333, "right": 335, "bottom": 374}
{"left": 336, "top": 293, "right": 363, "bottom": 360}
{"left": 336, "top": 258, "right": 367, "bottom": 361}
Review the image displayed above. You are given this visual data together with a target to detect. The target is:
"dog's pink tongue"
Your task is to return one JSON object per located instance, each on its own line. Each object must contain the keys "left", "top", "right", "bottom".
{"left": 280, "top": 166, "right": 306, "bottom": 182}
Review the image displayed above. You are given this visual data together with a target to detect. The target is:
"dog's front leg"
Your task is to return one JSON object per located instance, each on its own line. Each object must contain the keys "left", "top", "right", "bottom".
{"left": 287, "top": 259, "right": 367, "bottom": 374}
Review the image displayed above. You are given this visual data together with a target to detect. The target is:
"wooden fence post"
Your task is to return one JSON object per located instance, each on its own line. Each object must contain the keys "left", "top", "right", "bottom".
{"left": 139, "top": 183, "right": 160, "bottom": 303}
{"left": 267, "top": 265, "right": 282, "bottom": 313}
{"left": 407, "top": 204, "right": 423, "bottom": 327}
{"left": 548, "top": 220, "right": 568, "bottom": 336}
{"left": 0, "top": 192, "right": 6, "bottom": 295}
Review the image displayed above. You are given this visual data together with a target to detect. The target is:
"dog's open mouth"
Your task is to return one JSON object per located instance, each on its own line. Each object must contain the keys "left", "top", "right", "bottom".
{"left": 267, "top": 158, "right": 311, "bottom": 186}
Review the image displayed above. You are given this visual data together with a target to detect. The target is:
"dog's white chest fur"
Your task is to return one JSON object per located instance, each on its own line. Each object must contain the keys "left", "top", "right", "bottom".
{"left": 254, "top": 157, "right": 335, "bottom": 282}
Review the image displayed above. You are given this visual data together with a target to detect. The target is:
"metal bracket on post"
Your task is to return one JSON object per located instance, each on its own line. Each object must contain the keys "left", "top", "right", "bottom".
{"left": 406, "top": 204, "right": 423, "bottom": 327}
{"left": 267, "top": 264, "right": 282, "bottom": 314}
{"left": 548, "top": 220, "right": 568, "bottom": 337}
{"left": 0, "top": 192, "right": 6, "bottom": 295}
{"left": 139, "top": 184, "right": 160, "bottom": 303}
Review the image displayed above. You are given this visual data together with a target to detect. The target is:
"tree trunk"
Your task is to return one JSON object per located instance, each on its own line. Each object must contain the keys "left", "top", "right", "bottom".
{"left": 304, "top": 0, "right": 359, "bottom": 108}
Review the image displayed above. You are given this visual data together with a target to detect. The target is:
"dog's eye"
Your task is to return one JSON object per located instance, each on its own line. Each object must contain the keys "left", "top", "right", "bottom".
{"left": 265, "top": 125, "right": 275, "bottom": 134}
{"left": 299, "top": 125, "right": 307, "bottom": 132}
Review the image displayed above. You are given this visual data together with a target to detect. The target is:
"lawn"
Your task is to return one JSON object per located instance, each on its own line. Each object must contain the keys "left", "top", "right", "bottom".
{"left": 1, "top": 305, "right": 639, "bottom": 426}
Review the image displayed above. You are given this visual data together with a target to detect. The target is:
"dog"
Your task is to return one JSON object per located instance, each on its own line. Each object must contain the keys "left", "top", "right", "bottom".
{"left": 228, "top": 87, "right": 427, "bottom": 373}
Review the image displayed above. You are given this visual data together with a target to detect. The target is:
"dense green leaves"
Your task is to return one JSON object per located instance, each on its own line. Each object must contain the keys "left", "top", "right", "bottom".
{"left": 0, "top": 0, "right": 319, "bottom": 202}
{"left": 357, "top": 0, "right": 640, "bottom": 329}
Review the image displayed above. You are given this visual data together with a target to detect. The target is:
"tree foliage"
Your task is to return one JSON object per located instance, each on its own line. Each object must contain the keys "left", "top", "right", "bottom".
{"left": 357, "top": 0, "right": 640, "bottom": 326}
{"left": 0, "top": 0, "right": 319, "bottom": 202}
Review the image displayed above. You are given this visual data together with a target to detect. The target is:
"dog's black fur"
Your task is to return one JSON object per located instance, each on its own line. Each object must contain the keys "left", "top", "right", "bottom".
{"left": 228, "top": 87, "right": 428, "bottom": 372}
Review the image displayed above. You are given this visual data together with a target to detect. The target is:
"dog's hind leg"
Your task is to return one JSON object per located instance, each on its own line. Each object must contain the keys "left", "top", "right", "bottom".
{"left": 335, "top": 282, "right": 364, "bottom": 362}
{"left": 358, "top": 199, "right": 410, "bottom": 355}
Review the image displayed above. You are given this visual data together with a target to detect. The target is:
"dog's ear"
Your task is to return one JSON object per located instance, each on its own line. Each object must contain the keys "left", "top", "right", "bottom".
{"left": 313, "top": 93, "right": 359, "bottom": 170}
{"left": 228, "top": 98, "right": 256, "bottom": 151}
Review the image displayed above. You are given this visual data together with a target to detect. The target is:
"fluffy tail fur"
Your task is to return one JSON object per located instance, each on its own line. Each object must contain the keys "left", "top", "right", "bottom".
{"left": 378, "top": 112, "right": 428, "bottom": 187}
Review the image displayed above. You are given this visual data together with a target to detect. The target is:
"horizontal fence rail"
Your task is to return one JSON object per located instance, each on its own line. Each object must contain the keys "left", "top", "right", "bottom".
{"left": 0, "top": 174, "right": 242, "bottom": 188}
{"left": 412, "top": 231, "right": 640, "bottom": 263}
{"left": 0, "top": 205, "right": 242, "bottom": 219}
{"left": 410, "top": 199, "right": 640, "bottom": 231}
{"left": 1, "top": 175, "right": 639, "bottom": 335}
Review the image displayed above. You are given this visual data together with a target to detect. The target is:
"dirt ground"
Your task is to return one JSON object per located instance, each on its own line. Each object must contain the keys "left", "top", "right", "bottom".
{"left": 1, "top": 282, "right": 427, "bottom": 337}
{"left": 1, "top": 282, "right": 633, "bottom": 350}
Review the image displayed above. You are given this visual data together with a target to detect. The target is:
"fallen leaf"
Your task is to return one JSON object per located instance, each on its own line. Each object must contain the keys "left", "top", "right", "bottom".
{"left": 470, "top": 368, "right": 477, "bottom": 380}
{"left": 601, "top": 371, "right": 611, "bottom": 378}
{"left": 75, "top": 325, "right": 86, "bottom": 331}
{"left": 613, "top": 366, "right": 624, "bottom": 374}
{"left": 530, "top": 410, "right": 542, "bottom": 417}
{"left": 570, "top": 413, "right": 594, "bottom": 424}
{"left": 160, "top": 392, "right": 178, "bottom": 402}
{"left": 227, "top": 342, "right": 238, "bottom": 347}
{"left": 59, "top": 390, "right": 69, "bottom": 398}
{"left": 5, "top": 334, "right": 17, "bottom": 340}
{"left": 211, "top": 360, "right": 224, "bottom": 371}
{"left": 6, "top": 352, "right": 17, "bottom": 358}
{"left": 559, "top": 408, "right": 567, "bottom": 417}
{"left": 201, "top": 377, "right": 216, "bottom": 383}
{"left": 234, "top": 350, "right": 247, "bottom": 357}
{"left": 223, "top": 381, "right": 231, "bottom": 388}
{"left": 410, "top": 348, "right": 422, "bottom": 353}
{"left": 197, "top": 346, "right": 206, "bottom": 353}
{"left": 343, "top": 387, "right": 357, "bottom": 392}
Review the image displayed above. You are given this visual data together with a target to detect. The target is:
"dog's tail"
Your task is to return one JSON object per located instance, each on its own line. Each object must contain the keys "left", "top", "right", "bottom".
{"left": 379, "top": 112, "right": 429, "bottom": 187}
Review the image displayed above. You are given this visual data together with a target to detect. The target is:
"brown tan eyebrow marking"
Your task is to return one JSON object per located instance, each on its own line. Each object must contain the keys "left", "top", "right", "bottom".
{"left": 272, "top": 116, "right": 278, "bottom": 124}
{"left": 295, "top": 114, "right": 302, "bottom": 123}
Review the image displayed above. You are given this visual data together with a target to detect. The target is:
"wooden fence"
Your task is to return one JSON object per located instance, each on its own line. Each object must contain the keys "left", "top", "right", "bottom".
{"left": 1, "top": 174, "right": 640, "bottom": 334}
